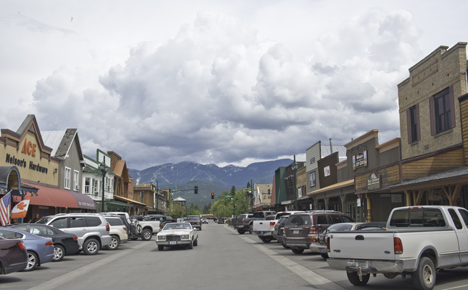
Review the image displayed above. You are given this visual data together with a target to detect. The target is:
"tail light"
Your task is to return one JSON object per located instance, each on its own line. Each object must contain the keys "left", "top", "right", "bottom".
{"left": 123, "top": 227, "right": 127, "bottom": 231}
{"left": 394, "top": 237, "right": 403, "bottom": 254}
{"left": 73, "top": 236, "right": 78, "bottom": 241}
{"left": 45, "top": 240, "right": 53, "bottom": 246}
{"left": 270, "top": 222, "right": 275, "bottom": 227}
{"left": 309, "top": 226, "right": 318, "bottom": 235}
{"left": 242, "top": 220, "right": 245, "bottom": 224}
{"left": 106, "top": 223, "right": 110, "bottom": 231}
{"left": 17, "top": 242, "right": 26, "bottom": 250}
{"left": 326, "top": 237, "right": 330, "bottom": 252}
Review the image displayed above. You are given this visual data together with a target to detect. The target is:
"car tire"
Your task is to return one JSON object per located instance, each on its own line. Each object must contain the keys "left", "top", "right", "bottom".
{"left": 108, "top": 235, "right": 120, "bottom": 250}
{"left": 53, "top": 245, "right": 65, "bottom": 262}
{"left": 291, "top": 248, "right": 304, "bottom": 254}
{"left": 158, "top": 245, "right": 164, "bottom": 251}
{"left": 282, "top": 241, "right": 289, "bottom": 248}
{"left": 320, "top": 254, "right": 328, "bottom": 260}
{"left": 141, "top": 229, "right": 152, "bottom": 241}
{"left": 83, "top": 238, "right": 100, "bottom": 255}
{"left": 347, "top": 271, "right": 370, "bottom": 286}
{"left": 24, "top": 251, "right": 38, "bottom": 271}
{"left": 261, "top": 237, "right": 273, "bottom": 243}
{"left": 194, "top": 238, "right": 198, "bottom": 246}
{"left": 412, "top": 256, "right": 436, "bottom": 290}
{"left": 188, "top": 241, "right": 193, "bottom": 249}
{"left": 237, "top": 229, "right": 245, "bottom": 234}
{"left": 199, "top": 226, "right": 202, "bottom": 231}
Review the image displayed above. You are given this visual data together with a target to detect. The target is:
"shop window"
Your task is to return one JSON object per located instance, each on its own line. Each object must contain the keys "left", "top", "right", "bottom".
{"left": 74, "top": 170, "right": 79, "bottom": 191}
{"left": 64, "top": 167, "right": 71, "bottom": 189}
{"left": 93, "top": 179, "right": 98, "bottom": 195}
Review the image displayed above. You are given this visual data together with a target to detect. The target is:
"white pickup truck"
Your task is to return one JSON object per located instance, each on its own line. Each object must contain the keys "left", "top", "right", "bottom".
{"left": 327, "top": 205, "right": 468, "bottom": 290}
{"left": 252, "top": 211, "right": 303, "bottom": 243}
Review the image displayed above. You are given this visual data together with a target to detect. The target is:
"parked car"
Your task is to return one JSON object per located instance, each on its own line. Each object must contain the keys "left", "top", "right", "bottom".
{"left": 283, "top": 210, "right": 354, "bottom": 254}
{"left": 0, "top": 227, "right": 54, "bottom": 271}
{"left": 185, "top": 215, "right": 202, "bottom": 230}
{"left": 232, "top": 211, "right": 276, "bottom": 234}
{"left": 11, "top": 223, "right": 79, "bottom": 262}
{"left": 310, "top": 222, "right": 363, "bottom": 259}
{"left": 231, "top": 213, "right": 254, "bottom": 234}
{"left": 36, "top": 213, "right": 112, "bottom": 255}
{"left": 103, "top": 216, "right": 128, "bottom": 250}
{"left": 273, "top": 215, "right": 290, "bottom": 248}
{"left": 0, "top": 237, "right": 27, "bottom": 274}
{"left": 253, "top": 211, "right": 302, "bottom": 242}
{"left": 156, "top": 222, "right": 199, "bottom": 251}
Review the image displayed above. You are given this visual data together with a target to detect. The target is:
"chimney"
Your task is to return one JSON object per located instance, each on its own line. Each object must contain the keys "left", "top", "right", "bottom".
{"left": 329, "top": 138, "right": 333, "bottom": 153}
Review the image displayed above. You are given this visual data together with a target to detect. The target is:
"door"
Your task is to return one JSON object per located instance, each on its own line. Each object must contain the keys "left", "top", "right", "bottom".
{"left": 454, "top": 208, "right": 468, "bottom": 264}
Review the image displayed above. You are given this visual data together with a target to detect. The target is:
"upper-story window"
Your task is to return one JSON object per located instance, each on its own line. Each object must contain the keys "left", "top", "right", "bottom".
{"left": 84, "top": 177, "right": 90, "bottom": 194}
{"left": 64, "top": 167, "right": 71, "bottom": 189}
{"left": 408, "top": 105, "right": 420, "bottom": 143}
{"left": 434, "top": 88, "right": 451, "bottom": 134}
{"left": 73, "top": 170, "right": 79, "bottom": 191}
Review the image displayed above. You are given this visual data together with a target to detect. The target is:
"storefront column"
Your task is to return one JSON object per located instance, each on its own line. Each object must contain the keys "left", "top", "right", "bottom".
{"left": 365, "top": 192, "right": 373, "bottom": 222}
{"left": 405, "top": 190, "right": 412, "bottom": 206}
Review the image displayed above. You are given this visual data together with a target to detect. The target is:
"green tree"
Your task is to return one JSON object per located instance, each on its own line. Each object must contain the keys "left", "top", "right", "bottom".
{"left": 246, "top": 181, "right": 251, "bottom": 190}
{"left": 167, "top": 203, "right": 185, "bottom": 218}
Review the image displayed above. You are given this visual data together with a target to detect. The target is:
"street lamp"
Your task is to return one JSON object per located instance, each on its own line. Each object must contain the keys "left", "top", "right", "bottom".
{"left": 99, "top": 161, "right": 107, "bottom": 212}
{"left": 291, "top": 155, "right": 298, "bottom": 211}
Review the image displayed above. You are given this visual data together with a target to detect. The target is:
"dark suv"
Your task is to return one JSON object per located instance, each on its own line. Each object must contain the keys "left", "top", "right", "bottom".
{"left": 185, "top": 215, "right": 202, "bottom": 230}
{"left": 283, "top": 210, "right": 354, "bottom": 254}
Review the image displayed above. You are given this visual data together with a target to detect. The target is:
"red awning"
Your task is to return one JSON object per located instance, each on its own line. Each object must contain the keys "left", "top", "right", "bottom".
{"left": 22, "top": 182, "right": 95, "bottom": 209}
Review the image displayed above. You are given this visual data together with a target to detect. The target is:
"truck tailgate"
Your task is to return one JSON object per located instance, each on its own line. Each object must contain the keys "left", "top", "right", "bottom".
{"left": 329, "top": 231, "right": 396, "bottom": 260}
{"left": 253, "top": 220, "right": 275, "bottom": 232}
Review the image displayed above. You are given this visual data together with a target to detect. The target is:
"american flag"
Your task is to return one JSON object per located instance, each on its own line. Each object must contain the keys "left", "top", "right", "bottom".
{"left": 0, "top": 191, "right": 11, "bottom": 226}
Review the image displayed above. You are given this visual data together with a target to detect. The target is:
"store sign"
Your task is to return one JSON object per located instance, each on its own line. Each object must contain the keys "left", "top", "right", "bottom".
{"left": 353, "top": 150, "right": 368, "bottom": 170}
{"left": 324, "top": 166, "right": 331, "bottom": 177}
{"left": 367, "top": 172, "right": 380, "bottom": 190}
{"left": 21, "top": 138, "right": 37, "bottom": 157}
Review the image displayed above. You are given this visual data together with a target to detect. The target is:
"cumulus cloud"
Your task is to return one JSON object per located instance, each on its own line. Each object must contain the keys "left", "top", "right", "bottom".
{"left": 26, "top": 8, "right": 422, "bottom": 169}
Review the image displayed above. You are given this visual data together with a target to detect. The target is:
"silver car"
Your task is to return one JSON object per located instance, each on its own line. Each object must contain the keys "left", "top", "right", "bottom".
{"left": 37, "top": 213, "right": 112, "bottom": 255}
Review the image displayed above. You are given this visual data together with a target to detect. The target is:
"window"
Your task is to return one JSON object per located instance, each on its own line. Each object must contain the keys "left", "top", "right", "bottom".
{"left": 309, "top": 172, "right": 316, "bottom": 187}
{"left": 93, "top": 179, "right": 99, "bottom": 195}
{"left": 50, "top": 218, "right": 68, "bottom": 229}
{"left": 85, "top": 177, "right": 90, "bottom": 194}
{"left": 74, "top": 170, "right": 79, "bottom": 191}
{"left": 432, "top": 87, "right": 454, "bottom": 134}
{"left": 64, "top": 167, "right": 71, "bottom": 189}
{"left": 408, "top": 105, "right": 420, "bottom": 143}
{"left": 69, "top": 217, "right": 86, "bottom": 228}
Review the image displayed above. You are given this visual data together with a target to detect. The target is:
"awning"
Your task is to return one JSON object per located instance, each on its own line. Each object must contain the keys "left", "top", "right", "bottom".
{"left": 22, "top": 182, "right": 96, "bottom": 210}
{"left": 114, "top": 195, "right": 149, "bottom": 207}
{"left": 306, "top": 179, "right": 354, "bottom": 196}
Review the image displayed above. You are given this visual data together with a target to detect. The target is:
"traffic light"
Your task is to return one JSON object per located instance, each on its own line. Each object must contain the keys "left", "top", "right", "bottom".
{"left": 234, "top": 203, "right": 237, "bottom": 208}
{"left": 211, "top": 193, "right": 214, "bottom": 199}
{"left": 194, "top": 186, "right": 198, "bottom": 194}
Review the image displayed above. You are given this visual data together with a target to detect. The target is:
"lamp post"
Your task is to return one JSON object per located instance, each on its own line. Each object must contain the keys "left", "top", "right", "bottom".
{"left": 292, "top": 155, "right": 298, "bottom": 211}
{"left": 99, "top": 161, "right": 107, "bottom": 212}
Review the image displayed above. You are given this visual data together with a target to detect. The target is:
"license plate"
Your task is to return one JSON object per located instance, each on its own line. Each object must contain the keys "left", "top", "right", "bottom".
{"left": 170, "top": 241, "right": 176, "bottom": 245}
{"left": 293, "top": 230, "right": 299, "bottom": 234}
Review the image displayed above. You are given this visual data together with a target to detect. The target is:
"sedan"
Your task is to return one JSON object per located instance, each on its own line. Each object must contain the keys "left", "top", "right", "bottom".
{"left": 0, "top": 227, "right": 54, "bottom": 271}
{"left": 309, "top": 222, "right": 364, "bottom": 259}
{"left": 0, "top": 237, "right": 27, "bottom": 274}
{"left": 11, "top": 223, "right": 79, "bottom": 261}
{"left": 156, "top": 222, "right": 198, "bottom": 251}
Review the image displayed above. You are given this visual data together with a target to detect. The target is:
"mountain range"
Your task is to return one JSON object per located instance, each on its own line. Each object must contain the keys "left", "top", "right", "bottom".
{"left": 129, "top": 159, "right": 293, "bottom": 189}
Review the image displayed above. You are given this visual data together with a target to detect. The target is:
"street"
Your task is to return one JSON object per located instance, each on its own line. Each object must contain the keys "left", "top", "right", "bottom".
{"left": 2, "top": 222, "right": 468, "bottom": 290}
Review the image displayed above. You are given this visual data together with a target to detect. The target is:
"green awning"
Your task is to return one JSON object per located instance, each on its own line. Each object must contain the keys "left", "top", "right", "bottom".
{"left": 96, "top": 200, "right": 133, "bottom": 207}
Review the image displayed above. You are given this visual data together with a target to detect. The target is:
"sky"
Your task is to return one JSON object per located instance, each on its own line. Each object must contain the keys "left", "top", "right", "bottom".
{"left": 1, "top": 0, "right": 467, "bottom": 170}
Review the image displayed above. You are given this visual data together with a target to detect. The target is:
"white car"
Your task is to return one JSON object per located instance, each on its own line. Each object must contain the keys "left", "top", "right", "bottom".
{"left": 156, "top": 222, "right": 199, "bottom": 251}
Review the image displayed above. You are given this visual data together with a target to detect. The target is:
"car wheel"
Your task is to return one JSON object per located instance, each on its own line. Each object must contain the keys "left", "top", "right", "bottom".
{"left": 199, "top": 226, "right": 202, "bottom": 231}
{"left": 291, "top": 248, "right": 304, "bottom": 254}
{"left": 194, "top": 238, "right": 198, "bottom": 246}
{"left": 158, "top": 245, "right": 164, "bottom": 251}
{"left": 347, "top": 271, "right": 370, "bottom": 286}
{"left": 261, "top": 237, "right": 272, "bottom": 243}
{"left": 83, "top": 238, "right": 100, "bottom": 255}
{"left": 24, "top": 251, "right": 38, "bottom": 271}
{"left": 188, "top": 241, "right": 193, "bottom": 249}
{"left": 412, "top": 256, "right": 436, "bottom": 290}
{"left": 320, "top": 254, "right": 328, "bottom": 260}
{"left": 237, "top": 229, "right": 245, "bottom": 234}
{"left": 282, "top": 241, "right": 289, "bottom": 249}
{"left": 141, "top": 229, "right": 152, "bottom": 241}
{"left": 249, "top": 225, "right": 253, "bottom": 234}
{"left": 53, "top": 245, "right": 65, "bottom": 262}
{"left": 108, "top": 235, "right": 120, "bottom": 250}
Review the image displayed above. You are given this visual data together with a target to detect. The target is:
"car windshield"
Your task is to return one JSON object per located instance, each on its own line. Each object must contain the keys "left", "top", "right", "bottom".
{"left": 163, "top": 223, "right": 191, "bottom": 230}
{"left": 187, "top": 216, "right": 200, "bottom": 220}
{"left": 36, "top": 216, "right": 54, "bottom": 224}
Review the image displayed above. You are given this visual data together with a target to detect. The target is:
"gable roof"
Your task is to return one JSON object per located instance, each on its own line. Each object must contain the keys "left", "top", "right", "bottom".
{"left": 42, "top": 129, "right": 84, "bottom": 163}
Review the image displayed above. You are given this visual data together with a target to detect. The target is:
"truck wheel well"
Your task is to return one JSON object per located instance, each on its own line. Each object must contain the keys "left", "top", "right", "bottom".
{"left": 421, "top": 249, "right": 437, "bottom": 267}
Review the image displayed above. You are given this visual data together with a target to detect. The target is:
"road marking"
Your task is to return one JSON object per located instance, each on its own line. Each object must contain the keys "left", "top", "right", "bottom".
{"left": 28, "top": 241, "right": 152, "bottom": 290}
{"left": 226, "top": 225, "right": 346, "bottom": 290}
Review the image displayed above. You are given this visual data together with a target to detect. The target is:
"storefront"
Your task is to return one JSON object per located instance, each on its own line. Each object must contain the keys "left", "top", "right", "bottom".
{"left": 0, "top": 115, "right": 96, "bottom": 222}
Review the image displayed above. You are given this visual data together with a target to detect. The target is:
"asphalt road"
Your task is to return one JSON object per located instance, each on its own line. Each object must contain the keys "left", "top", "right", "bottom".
{"left": 2, "top": 222, "right": 468, "bottom": 290}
